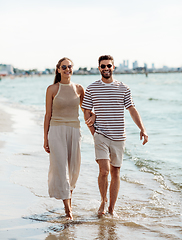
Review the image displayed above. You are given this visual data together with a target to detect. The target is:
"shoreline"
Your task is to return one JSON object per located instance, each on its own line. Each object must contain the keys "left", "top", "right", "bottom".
{"left": 0, "top": 103, "right": 48, "bottom": 239}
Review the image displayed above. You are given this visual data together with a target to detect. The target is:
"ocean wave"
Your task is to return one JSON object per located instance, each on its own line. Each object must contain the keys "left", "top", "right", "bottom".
{"left": 169, "top": 179, "right": 182, "bottom": 190}
{"left": 124, "top": 155, "right": 181, "bottom": 193}
{"left": 147, "top": 97, "right": 182, "bottom": 105}
{"left": 148, "top": 97, "right": 159, "bottom": 101}
{"left": 134, "top": 158, "right": 161, "bottom": 172}
{"left": 120, "top": 175, "right": 144, "bottom": 185}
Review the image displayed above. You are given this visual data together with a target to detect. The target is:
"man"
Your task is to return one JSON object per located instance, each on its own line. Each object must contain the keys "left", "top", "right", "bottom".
{"left": 82, "top": 55, "right": 148, "bottom": 216}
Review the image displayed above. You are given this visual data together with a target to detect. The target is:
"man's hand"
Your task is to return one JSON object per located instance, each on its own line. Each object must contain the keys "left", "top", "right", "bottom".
{"left": 84, "top": 109, "right": 96, "bottom": 135}
{"left": 85, "top": 114, "right": 95, "bottom": 127}
{"left": 140, "top": 131, "right": 148, "bottom": 145}
{"left": 128, "top": 106, "right": 148, "bottom": 145}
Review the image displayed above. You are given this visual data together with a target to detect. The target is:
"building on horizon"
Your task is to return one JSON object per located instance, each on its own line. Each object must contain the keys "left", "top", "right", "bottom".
{"left": 0, "top": 64, "right": 14, "bottom": 76}
{"left": 133, "top": 61, "right": 138, "bottom": 69}
{"left": 122, "top": 60, "right": 129, "bottom": 69}
{"left": 144, "top": 63, "right": 147, "bottom": 70}
{"left": 163, "top": 66, "right": 169, "bottom": 72}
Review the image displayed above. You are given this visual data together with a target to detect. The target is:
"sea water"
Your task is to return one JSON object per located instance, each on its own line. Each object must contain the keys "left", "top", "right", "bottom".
{"left": 0, "top": 73, "right": 181, "bottom": 239}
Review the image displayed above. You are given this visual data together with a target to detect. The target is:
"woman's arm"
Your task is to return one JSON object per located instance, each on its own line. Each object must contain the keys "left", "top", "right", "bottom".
{"left": 84, "top": 109, "right": 95, "bottom": 135}
{"left": 77, "top": 84, "right": 96, "bottom": 127}
{"left": 43, "top": 86, "right": 54, "bottom": 153}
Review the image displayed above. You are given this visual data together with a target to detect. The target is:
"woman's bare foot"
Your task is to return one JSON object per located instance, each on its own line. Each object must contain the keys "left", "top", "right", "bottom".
{"left": 98, "top": 201, "right": 107, "bottom": 215}
{"left": 63, "top": 198, "right": 73, "bottom": 220}
{"left": 108, "top": 206, "right": 119, "bottom": 218}
{"left": 65, "top": 210, "right": 73, "bottom": 220}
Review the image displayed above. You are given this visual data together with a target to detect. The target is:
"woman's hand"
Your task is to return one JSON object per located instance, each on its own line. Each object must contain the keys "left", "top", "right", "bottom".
{"left": 44, "top": 139, "right": 50, "bottom": 153}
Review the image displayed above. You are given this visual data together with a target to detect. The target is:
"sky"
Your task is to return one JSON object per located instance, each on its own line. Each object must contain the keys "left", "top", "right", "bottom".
{"left": 0, "top": 0, "right": 182, "bottom": 70}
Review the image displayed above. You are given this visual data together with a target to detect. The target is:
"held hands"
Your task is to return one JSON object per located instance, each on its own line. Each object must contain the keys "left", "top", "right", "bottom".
{"left": 140, "top": 131, "right": 148, "bottom": 145}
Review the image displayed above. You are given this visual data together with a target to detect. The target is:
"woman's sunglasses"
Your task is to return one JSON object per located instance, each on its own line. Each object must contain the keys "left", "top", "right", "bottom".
{"left": 100, "top": 64, "right": 112, "bottom": 69}
{"left": 61, "top": 65, "right": 72, "bottom": 70}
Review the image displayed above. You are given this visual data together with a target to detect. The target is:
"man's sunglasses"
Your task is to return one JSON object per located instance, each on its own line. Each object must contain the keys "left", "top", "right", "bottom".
{"left": 100, "top": 64, "right": 112, "bottom": 69}
{"left": 61, "top": 65, "right": 72, "bottom": 70}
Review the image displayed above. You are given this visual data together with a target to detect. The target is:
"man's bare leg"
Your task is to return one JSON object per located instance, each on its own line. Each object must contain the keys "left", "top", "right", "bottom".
{"left": 97, "top": 159, "right": 110, "bottom": 215}
{"left": 108, "top": 165, "right": 120, "bottom": 215}
{"left": 63, "top": 199, "right": 73, "bottom": 220}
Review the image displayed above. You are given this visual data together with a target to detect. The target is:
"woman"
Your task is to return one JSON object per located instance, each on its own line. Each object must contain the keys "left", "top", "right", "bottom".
{"left": 44, "top": 57, "right": 94, "bottom": 220}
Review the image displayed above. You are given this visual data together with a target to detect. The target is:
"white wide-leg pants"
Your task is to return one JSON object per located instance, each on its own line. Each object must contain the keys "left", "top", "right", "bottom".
{"left": 48, "top": 125, "right": 81, "bottom": 200}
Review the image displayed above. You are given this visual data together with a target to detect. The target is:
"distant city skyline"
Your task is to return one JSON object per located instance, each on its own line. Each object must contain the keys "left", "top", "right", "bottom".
{"left": 1, "top": 59, "right": 181, "bottom": 73}
{"left": 0, "top": 60, "right": 182, "bottom": 71}
{"left": 0, "top": 0, "right": 182, "bottom": 70}
{"left": 1, "top": 61, "right": 182, "bottom": 77}
{"left": 1, "top": 58, "right": 181, "bottom": 72}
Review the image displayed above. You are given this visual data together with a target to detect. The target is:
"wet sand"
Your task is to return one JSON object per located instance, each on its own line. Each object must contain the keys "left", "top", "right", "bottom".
{"left": 0, "top": 108, "right": 13, "bottom": 148}
{"left": 0, "top": 105, "right": 48, "bottom": 239}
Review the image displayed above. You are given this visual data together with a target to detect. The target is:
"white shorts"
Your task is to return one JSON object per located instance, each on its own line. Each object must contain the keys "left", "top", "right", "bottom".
{"left": 94, "top": 132, "right": 125, "bottom": 167}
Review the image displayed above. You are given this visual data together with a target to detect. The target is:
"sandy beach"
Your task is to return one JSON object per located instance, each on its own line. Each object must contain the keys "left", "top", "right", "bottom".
{"left": 0, "top": 105, "right": 48, "bottom": 240}
{"left": 0, "top": 108, "right": 13, "bottom": 148}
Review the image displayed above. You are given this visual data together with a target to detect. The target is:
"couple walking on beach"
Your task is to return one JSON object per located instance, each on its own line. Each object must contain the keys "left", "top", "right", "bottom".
{"left": 43, "top": 55, "right": 148, "bottom": 220}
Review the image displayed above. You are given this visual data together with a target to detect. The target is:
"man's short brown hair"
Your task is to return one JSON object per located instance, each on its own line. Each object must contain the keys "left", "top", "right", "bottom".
{"left": 98, "top": 55, "right": 114, "bottom": 66}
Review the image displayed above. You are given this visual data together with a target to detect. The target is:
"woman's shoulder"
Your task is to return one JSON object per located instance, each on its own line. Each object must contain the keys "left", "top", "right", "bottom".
{"left": 73, "top": 82, "right": 84, "bottom": 96}
{"left": 73, "top": 83, "right": 84, "bottom": 91}
{"left": 47, "top": 82, "right": 59, "bottom": 89}
{"left": 46, "top": 83, "right": 59, "bottom": 94}
{"left": 73, "top": 82, "right": 83, "bottom": 89}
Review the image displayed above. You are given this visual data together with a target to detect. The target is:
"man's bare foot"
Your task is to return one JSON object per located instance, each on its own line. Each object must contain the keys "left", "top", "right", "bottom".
{"left": 98, "top": 201, "right": 107, "bottom": 215}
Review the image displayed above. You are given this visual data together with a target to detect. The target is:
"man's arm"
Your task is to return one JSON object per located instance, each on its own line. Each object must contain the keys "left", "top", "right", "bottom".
{"left": 84, "top": 109, "right": 95, "bottom": 135}
{"left": 128, "top": 106, "right": 148, "bottom": 145}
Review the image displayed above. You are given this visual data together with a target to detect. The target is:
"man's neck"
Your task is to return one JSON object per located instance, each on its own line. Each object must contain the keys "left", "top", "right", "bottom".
{"left": 101, "top": 76, "right": 114, "bottom": 84}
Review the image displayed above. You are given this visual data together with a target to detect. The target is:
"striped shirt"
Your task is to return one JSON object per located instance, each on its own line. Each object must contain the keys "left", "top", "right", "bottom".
{"left": 82, "top": 79, "right": 135, "bottom": 141}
